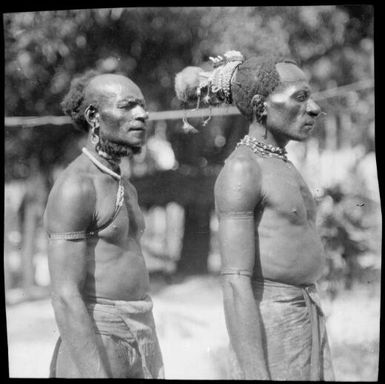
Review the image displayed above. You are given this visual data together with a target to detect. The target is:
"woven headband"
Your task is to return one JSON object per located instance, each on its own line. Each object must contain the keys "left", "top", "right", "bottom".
{"left": 205, "top": 50, "right": 245, "bottom": 104}
{"left": 181, "top": 50, "right": 245, "bottom": 133}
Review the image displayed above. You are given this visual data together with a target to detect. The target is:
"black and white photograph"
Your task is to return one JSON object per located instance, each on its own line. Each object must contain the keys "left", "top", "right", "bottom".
{"left": 4, "top": 5, "right": 379, "bottom": 380}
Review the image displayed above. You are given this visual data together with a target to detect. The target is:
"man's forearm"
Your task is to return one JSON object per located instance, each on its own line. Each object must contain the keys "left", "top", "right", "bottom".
{"left": 222, "top": 276, "right": 270, "bottom": 380}
{"left": 51, "top": 293, "right": 110, "bottom": 378}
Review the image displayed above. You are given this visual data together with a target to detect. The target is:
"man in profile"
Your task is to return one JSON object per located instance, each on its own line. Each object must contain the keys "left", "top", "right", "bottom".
{"left": 44, "top": 71, "right": 164, "bottom": 378}
{"left": 175, "top": 52, "right": 334, "bottom": 380}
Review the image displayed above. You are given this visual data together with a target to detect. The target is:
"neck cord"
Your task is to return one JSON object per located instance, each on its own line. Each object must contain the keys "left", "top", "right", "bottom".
{"left": 82, "top": 147, "right": 121, "bottom": 180}
{"left": 97, "top": 149, "right": 120, "bottom": 167}
{"left": 236, "top": 135, "right": 288, "bottom": 161}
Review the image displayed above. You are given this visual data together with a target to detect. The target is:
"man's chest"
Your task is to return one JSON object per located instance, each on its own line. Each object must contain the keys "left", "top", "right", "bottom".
{"left": 122, "top": 181, "right": 145, "bottom": 235}
{"left": 261, "top": 161, "right": 317, "bottom": 223}
{"left": 95, "top": 179, "right": 145, "bottom": 240}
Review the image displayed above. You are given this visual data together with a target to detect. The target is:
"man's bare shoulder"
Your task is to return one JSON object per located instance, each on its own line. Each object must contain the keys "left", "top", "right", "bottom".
{"left": 44, "top": 162, "right": 97, "bottom": 234}
{"left": 215, "top": 147, "right": 263, "bottom": 213}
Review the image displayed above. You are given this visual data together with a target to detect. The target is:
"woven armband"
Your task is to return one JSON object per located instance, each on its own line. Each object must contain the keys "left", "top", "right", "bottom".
{"left": 47, "top": 230, "right": 96, "bottom": 240}
{"left": 220, "top": 268, "right": 253, "bottom": 277}
{"left": 218, "top": 210, "right": 254, "bottom": 218}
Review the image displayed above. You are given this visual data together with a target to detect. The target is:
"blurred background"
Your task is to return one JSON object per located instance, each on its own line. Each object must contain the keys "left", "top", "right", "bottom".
{"left": 4, "top": 6, "right": 379, "bottom": 380}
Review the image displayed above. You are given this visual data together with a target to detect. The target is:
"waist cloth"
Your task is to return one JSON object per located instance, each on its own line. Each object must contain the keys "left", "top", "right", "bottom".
{"left": 229, "top": 278, "right": 335, "bottom": 381}
{"left": 49, "top": 294, "right": 164, "bottom": 378}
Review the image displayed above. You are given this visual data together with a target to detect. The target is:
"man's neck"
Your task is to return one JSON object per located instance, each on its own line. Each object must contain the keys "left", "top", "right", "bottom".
{"left": 248, "top": 122, "right": 288, "bottom": 148}
{"left": 84, "top": 142, "right": 121, "bottom": 174}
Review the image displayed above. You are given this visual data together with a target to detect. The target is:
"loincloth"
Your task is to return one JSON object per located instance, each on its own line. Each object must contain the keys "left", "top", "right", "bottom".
{"left": 229, "top": 278, "right": 335, "bottom": 381}
{"left": 50, "top": 294, "right": 164, "bottom": 378}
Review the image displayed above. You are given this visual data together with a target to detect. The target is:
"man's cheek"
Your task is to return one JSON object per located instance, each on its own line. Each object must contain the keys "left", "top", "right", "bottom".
{"left": 101, "top": 113, "right": 122, "bottom": 130}
{"left": 288, "top": 106, "right": 302, "bottom": 121}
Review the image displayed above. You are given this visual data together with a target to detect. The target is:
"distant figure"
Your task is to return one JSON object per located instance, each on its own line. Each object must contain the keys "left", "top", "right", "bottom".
{"left": 44, "top": 71, "right": 164, "bottom": 378}
{"left": 175, "top": 51, "right": 334, "bottom": 380}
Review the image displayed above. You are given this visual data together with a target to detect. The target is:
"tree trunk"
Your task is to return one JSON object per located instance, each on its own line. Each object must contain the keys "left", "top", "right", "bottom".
{"left": 177, "top": 202, "right": 211, "bottom": 275}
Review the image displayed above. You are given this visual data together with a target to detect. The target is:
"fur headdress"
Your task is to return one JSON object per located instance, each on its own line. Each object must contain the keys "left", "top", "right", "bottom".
{"left": 174, "top": 50, "right": 245, "bottom": 107}
{"left": 174, "top": 51, "right": 244, "bottom": 132}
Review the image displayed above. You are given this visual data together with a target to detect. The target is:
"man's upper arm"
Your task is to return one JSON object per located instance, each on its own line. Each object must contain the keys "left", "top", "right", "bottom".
{"left": 214, "top": 155, "right": 263, "bottom": 273}
{"left": 44, "top": 175, "right": 96, "bottom": 293}
{"left": 44, "top": 174, "right": 96, "bottom": 235}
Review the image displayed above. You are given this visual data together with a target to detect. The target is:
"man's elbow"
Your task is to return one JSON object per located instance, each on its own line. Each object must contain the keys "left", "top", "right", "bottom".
{"left": 221, "top": 274, "right": 252, "bottom": 301}
{"left": 50, "top": 286, "right": 83, "bottom": 311}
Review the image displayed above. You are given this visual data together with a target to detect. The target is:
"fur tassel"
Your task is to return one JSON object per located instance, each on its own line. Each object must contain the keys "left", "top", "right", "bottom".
{"left": 175, "top": 66, "right": 206, "bottom": 104}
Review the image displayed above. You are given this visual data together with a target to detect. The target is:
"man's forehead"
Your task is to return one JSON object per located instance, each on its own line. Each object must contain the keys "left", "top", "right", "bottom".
{"left": 87, "top": 74, "right": 144, "bottom": 101}
{"left": 275, "top": 62, "right": 307, "bottom": 83}
{"left": 268, "top": 62, "right": 311, "bottom": 102}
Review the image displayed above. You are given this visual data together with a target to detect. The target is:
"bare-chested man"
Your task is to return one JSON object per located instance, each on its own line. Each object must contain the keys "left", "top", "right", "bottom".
{"left": 175, "top": 51, "right": 334, "bottom": 380}
{"left": 44, "top": 71, "right": 164, "bottom": 378}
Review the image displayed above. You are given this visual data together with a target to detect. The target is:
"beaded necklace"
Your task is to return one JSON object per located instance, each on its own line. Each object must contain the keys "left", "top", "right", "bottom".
{"left": 236, "top": 135, "right": 288, "bottom": 161}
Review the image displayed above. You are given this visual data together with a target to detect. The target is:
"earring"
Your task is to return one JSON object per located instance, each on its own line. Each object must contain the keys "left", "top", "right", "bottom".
{"left": 90, "top": 123, "right": 99, "bottom": 145}
{"left": 263, "top": 126, "right": 268, "bottom": 139}
{"left": 262, "top": 104, "right": 268, "bottom": 138}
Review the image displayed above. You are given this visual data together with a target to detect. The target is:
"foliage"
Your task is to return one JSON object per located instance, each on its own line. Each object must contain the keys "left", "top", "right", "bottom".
{"left": 318, "top": 183, "right": 381, "bottom": 296}
{"left": 4, "top": 6, "right": 374, "bottom": 181}
{"left": 4, "top": 6, "right": 376, "bottom": 277}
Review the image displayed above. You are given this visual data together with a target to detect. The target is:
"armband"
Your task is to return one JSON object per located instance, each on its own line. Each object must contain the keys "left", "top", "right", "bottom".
{"left": 220, "top": 268, "right": 253, "bottom": 277}
{"left": 47, "top": 230, "right": 96, "bottom": 240}
{"left": 218, "top": 211, "right": 254, "bottom": 219}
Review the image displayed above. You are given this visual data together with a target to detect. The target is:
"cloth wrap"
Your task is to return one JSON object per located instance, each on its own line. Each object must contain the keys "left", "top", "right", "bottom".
{"left": 49, "top": 294, "right": 164, "bottom": 378}
{"left": 229, "top": 278, "right": 335, "bottom": 381}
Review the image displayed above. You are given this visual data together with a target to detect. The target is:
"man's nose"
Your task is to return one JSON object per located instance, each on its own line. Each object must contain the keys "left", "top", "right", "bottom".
{"left": 132, "top": 105, "right": 149, "bottom": 121}
{"left": 306, "top": 99, "right": 321, "bottom": 117}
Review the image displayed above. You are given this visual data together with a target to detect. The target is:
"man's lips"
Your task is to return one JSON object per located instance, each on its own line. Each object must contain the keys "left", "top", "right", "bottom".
{"left": 128, "top": 123, "right": 146, "bottom": 131}
{"left": 304, "top": 121, "right": 315, "bottom": 128}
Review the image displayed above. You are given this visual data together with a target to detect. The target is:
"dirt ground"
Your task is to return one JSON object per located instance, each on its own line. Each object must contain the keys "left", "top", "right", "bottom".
{"left": 5, "top": 275, "right": 380, "bottom": 380}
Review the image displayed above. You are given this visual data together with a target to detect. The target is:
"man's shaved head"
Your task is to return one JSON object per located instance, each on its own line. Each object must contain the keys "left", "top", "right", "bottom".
{"left": 85, "top": 74, "right": 143, "bottom": 107}
{"left": 61, "top": 71, "right": 143, "bottom": 132}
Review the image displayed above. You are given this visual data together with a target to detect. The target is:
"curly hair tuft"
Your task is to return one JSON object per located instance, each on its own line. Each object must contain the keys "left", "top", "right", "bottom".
{"left": 61, "top": 70, "right": 100, "bottom": 132}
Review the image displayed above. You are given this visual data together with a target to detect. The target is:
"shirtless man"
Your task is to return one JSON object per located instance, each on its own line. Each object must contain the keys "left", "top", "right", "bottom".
{"left": 44, "top": 71, "right": 164, "bottom": 378}
{"left": 175, "top": 52, "right": 334, "bottom": 380}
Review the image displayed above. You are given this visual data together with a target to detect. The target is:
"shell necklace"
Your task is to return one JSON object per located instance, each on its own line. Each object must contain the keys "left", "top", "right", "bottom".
{"left": 236, "top": 135, "right": 288, "bottom": 161}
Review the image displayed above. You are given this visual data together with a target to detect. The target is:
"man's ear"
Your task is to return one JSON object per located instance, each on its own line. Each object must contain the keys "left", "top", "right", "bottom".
{"left": 84, "top": 105, "right": 99, "bottom": 126}
{"left": 251, "top": 94, "right": 267, "bottom": 115}
{"left": 251, "top": 94, "right": 268, "bottom": 125}
{"left": 251, "top": 94, "right": 264, "bottom": 107}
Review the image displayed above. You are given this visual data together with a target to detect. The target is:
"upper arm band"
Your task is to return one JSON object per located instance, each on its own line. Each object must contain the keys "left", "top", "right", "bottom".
{"left": 47, "top": 230, "right": 96, "bottom": 240}
{"left": 218, "top": 211, "right": 254, "bottom": 219}
{"left": 220, "top": 268, "right": 253, "bottom": 277}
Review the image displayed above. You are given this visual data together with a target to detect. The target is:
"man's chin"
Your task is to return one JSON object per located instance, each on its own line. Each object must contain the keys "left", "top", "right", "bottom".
{"left": 292, "top": 136, "right": 308, "bottom": 142}
{"left": 289, "top": 132, "right": 311, "bottom": 142}
{"left": 98, "top": 137, "right": 143, "bottom": 158}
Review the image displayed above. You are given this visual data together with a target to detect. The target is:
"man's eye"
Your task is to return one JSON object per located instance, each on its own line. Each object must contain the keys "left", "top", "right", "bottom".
{"left": 118, "top": 100, "right": 145, "bottom": 109}
{"left": 118, "top": 103, "right": 133, "bottom": 109}
{"left": 296, "top": 94, "right": 308, "bottom": 102}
